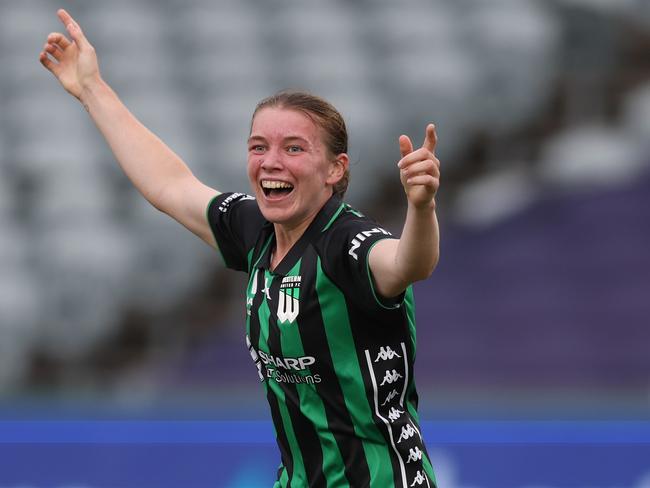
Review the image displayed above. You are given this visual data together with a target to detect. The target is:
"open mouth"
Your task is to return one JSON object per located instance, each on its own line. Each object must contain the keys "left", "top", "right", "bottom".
{"left": 261, "top": 180, "right": 294, "bottom": 198}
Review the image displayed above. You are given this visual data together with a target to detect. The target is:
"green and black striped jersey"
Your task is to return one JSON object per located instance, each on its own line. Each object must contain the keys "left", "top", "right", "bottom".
{"left": 207, "top": 192, "right": 437, "bottom": 488}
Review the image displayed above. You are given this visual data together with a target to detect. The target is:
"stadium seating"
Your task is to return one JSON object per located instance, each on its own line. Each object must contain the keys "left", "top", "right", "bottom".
{"left": 0, "top": 0, "right": 647, "bottom": 402}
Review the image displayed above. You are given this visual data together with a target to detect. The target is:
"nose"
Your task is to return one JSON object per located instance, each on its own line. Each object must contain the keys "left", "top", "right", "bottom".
{"left": 260, "top": 147, "right": 284, "bottom": 171}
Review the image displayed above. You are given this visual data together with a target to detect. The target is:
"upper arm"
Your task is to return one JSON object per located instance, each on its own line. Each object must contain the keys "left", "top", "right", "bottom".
{"left": 368, "top": 238, "right": 410, "bottom": 298}
{"left": 157, "top": 173, "right": 220, "bottom": 248}
{"left": 322, "top": 216, "right": 405, "bottom": 311}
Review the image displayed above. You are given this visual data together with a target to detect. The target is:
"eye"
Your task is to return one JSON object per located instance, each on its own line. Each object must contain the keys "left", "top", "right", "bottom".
{"left": 249, "top": 144, "right": 266, "bottom": 154}
{"left": 287, "top": 145, "right": 303, "bottom": 153}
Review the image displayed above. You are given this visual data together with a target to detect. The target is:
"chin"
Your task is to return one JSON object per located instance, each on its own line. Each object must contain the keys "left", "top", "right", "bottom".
{"left": 258, "top": 200, "right": 294, "bottom": 224}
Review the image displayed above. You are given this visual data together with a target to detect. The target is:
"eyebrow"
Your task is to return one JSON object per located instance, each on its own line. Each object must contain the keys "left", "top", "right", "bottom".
{"left": 247, "top": 135, "right": 311, "bottom": 145}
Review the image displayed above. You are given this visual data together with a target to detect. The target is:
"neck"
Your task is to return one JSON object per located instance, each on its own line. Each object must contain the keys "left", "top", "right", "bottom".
{"left": 271, "top": 193, "right": 333, "bottom": 268}
{"left": 271, "top": 193, "right": 332, "bottom": 269}
{"left": 272, "top": 215, "right": 313, "bottom": 266}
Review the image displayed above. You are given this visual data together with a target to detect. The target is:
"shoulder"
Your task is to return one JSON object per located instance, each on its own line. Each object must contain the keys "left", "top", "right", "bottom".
{"left": 316, "top": 203, "right": 403, "bottom": 312}
{"left": 206, "top": 192, "right": 266, "bottom": 272}
{"left": 316, "top": 203, "right": 394, "bottom": 268}
{"left": 208, "top": 192, "right": 259, "bottom": 217}
{"left": 322, "top": 204, "right": 392, "bottom": 251}
{"left": 206, "top": 191, "right": 264, "bottom": 235}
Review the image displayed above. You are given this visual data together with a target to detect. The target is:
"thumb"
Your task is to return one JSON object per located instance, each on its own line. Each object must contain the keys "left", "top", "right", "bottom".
{"left": 399, "top": 135, "right": 413, "bottom": 158}
{"left": 422, "top": 123, "right": 437, "bottom": 153}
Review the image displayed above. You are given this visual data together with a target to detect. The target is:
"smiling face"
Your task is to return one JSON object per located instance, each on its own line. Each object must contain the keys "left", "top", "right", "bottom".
{"left": 247, "top": 107, "right": 347, "bottom": 229}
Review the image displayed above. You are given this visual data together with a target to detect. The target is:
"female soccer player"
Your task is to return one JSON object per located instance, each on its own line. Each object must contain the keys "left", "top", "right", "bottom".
{"left": 40, "top": 9, "right": 441, "bottom": 487}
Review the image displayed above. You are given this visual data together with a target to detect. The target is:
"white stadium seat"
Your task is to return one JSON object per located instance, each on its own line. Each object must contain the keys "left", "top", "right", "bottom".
{"left": 539, "top": 125, "right": 646, "bottom": 188}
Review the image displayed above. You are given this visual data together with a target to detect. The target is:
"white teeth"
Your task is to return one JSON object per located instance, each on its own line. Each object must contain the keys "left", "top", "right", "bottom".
{"left": 261, "top": 180, "right": 293, "bottom": 189}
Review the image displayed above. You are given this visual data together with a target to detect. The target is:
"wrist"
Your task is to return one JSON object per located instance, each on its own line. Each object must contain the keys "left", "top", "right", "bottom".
{"left": 407, "top": 197, "right": 437, "bottom": 213}
{"left": 78, "top": 75, "right": 107, "bottom": 109}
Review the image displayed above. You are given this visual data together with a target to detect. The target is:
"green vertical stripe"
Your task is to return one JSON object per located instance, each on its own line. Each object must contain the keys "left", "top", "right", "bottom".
{"left": 258, "top": 271, "right": 307, "bottom": 485}
{"left": 280, "top": 261, "right": 346, "bottom": 488}
{"left": 404, "top": 285, "right": 421, "bottom": 430}
{"left": 315, "top": 258, "right": 394, "bottom": 488}
{"left": 258, "top": 270, "right": 273, "bottom": 349}
{"left": 278, "top": 467, "right": 289, "bottom": 487}
{"left": 404, "top": 287, "right": 417, "bottom": 359}
{"left": 246, "top": 247, "right": 255, "bottom": 273}
{"left": 421, "top": 453, "right": 437, "bottom": 486}
{"left": 276, "top": 391, "right": 306, "bottom": 486}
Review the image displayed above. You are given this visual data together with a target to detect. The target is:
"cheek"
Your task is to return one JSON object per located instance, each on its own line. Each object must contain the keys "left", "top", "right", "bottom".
{"left": 247, "top": 158, "right": 260, "bottom": 179}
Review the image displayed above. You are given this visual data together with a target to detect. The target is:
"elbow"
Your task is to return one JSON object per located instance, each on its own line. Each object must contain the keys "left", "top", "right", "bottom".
{"left": 149, "top": 181, "right": 175, "bottom": 215}
{"left": 417, "top": 266, "right": 436, "bottom": 282}
{"left": 417, "top": 251, "right": 439, "bottom": 282}
{"left": 151, "top": 197, "right": 169, "bottom": 214}
{"left": 430, "top": 251, "right": 440, "bottom": 274}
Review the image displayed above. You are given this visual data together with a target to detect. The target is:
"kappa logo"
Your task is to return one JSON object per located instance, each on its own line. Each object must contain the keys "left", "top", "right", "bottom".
{"left": 406, "top": 447, "right": 422, "bottom": 463}
{"left": 388, "top": 407, "right": 404, "bottom": 422}
{"left": 380, "top": 369, "right": 403, "bottom": 386}
{"left": 277, "top": 275, "right": 301, "bottom": 324}
{"left": 397, "top": 424, "right": 417, "bottom": 443}
{"left": 348, "top": 227, "right": 391, "bottom": 260}
{"left": 375, "top": 346, "right": 401, "bottom": 362}
{"left": 410, "top": 471, "right": 427, "bottom": 486}
{"left": 381, "top": 388, "right": 399, "bottom": 406}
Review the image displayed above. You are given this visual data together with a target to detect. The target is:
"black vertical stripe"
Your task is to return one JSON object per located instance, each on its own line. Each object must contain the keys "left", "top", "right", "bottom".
{"left": 248, "top": 268, "right": 294, "bottom": 485}
{"left": 268, "top": 392, "right": 294, "bottom": 487}
{"left": 301, "top": 249, "right": 372, "bottom": 486}
{"left": 267, "top": 269, "right": 327, "bottom": 487}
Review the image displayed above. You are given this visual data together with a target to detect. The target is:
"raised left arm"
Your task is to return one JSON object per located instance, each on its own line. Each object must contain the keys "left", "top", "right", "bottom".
{"left": 369, "top": 124, "right": 440, "bottom": 298}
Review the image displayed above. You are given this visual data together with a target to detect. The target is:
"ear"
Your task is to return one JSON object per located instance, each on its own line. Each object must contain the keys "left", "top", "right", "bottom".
{"left": 327, "top": 153, "right": 349, "bottom": 185}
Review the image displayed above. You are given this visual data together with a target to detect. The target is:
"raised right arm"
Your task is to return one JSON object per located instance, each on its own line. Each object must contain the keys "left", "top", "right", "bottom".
{"left": 39, "top": 9, "right": 219, "bottom": 247}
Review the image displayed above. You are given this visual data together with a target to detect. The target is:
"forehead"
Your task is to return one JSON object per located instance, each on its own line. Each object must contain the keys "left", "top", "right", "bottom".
{"left": 250, "top": 107, "right": 322, "bottom": 142}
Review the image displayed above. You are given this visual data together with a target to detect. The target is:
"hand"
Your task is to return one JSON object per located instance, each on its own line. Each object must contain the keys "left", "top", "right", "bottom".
{"left": 39, "top": 9, "right": 101, "bottom": 100}
{"left": 397, "top": 124, "right": 441, "bottom": 209}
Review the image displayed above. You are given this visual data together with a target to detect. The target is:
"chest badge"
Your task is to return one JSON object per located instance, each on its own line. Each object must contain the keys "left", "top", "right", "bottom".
{"left": 277, "top": 275, "right": 301, "bottom": 324}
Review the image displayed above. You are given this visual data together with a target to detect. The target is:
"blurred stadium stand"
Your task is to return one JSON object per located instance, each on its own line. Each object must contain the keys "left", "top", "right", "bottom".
{"left": 0, "top": 0, "right": 648, "bottom": 416}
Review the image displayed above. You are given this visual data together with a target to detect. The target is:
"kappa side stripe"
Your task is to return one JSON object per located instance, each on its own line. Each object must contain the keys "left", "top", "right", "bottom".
{"left": 364, "top": 343, "right": 432, "bottom": 488}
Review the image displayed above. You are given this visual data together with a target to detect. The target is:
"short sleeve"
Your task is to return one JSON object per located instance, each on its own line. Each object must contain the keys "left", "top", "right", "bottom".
{"left": 322, "top": 213, "right": 404, "bottom": 312}
{"left": 206, "top": 192, "right": 265, "bottom": 272}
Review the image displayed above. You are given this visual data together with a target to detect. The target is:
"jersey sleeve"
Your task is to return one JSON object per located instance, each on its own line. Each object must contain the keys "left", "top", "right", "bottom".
{"left": 323, "top": 213, "right": 405, "bottom": 312}
{"left": 206, "top": 192, "right": 265, "bottom": 272}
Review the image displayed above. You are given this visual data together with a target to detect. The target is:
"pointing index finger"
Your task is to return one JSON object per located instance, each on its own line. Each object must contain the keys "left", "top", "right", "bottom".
{"left": 422, "top": 123, "right": 437, "bottom": 153}
{"left": 57, "top": 9, "right": 82, "bottom": 36}
{"left": 56, "top": 8, "right": 89, "bottom": 49}
{"left": 56, "top": 8, "right": 74, "bottom": 27}
{"left": 57, "top": 9, "right": 74, "bottom": 28}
